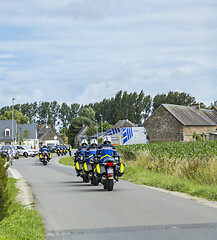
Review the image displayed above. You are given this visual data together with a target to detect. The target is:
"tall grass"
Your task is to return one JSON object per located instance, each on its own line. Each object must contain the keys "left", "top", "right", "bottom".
{"left": 117, "top": 141, "right": 217, "bottom": 200}
{"left": 134, "top": 150, "right": 217, "bottom": 185}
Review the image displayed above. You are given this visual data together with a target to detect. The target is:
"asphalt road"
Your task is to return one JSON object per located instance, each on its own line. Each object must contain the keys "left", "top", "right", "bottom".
{"left": 10, "top": 155, "right": 217, "bottom": 240}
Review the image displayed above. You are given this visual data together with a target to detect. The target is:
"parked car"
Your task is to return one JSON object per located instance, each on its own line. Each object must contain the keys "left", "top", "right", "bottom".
{"left": 0, "top": 145, "right": 19, "bottom": 159}
{"left": 16, "top": 145, "right": 38, "bottom": 158}
{"left": 47, "top": 143, "right": 56, "bottom": 153}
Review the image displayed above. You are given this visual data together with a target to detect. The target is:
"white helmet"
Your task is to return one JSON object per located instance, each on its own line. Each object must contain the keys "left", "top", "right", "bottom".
{"left": 90, "top": 139, "right": 98, "bottom": 146}
{"left": 102, "top": 136, "right": 111, "bottom": 144}
{"left": 81, "top": 139, "right": 88, "bottom": 146}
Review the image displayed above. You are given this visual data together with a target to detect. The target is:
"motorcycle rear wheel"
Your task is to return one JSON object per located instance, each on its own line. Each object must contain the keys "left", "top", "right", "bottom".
{"left": 107, "top": 179, "right": 113, "bottom": 191}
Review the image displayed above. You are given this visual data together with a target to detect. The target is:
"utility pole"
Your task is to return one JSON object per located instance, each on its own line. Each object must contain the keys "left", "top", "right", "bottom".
{"left": 12, "top": 97, "right": 15, "bottom": 145}
{"left": 100, "top": 114, "right": 103, "bottom": 136}
{"left": 95, "top": 120, "right": 98, "bottom": 142}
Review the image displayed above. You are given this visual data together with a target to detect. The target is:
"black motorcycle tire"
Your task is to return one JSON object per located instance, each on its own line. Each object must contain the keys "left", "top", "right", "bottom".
{"left": 43, "top": 161, "right": 47, "bottom": 165}
{"left": 93, "top": 175, "right": 99, "bottom": 186}
{"left": 83, "top": 173, "right": 89, "bottom": 183}
{"left": 107, "top": 179, "right": 113, "bottom": 191}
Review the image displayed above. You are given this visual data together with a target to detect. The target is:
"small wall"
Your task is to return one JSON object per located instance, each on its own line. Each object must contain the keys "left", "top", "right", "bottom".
{"left": 182, "top": 126, "right": 217, "bottom": 141}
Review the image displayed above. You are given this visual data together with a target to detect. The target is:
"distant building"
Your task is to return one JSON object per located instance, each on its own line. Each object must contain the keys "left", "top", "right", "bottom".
{"left": 113, "top": 120, "right": 135, "bottom": 128}
{"left": 143, "top": 103, "right": 217, "bottom": 143}
{"left": 37, "top": 124, "right": 64, "bottom": 147}
{"left": 74, "top": 126, "right": 89, "bottom": 146}
{"left": 0, "top": 120, "right": 38, "bottom": 148}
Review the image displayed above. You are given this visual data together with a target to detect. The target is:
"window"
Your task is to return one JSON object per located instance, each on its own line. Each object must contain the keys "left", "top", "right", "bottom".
{"left": 5, "top": 128, "right": 10, "bottom": 137}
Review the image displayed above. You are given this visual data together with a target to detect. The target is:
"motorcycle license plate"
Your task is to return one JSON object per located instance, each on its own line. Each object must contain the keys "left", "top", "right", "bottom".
{"left": 107, "top": 167, "right": 113, "bottom": 174}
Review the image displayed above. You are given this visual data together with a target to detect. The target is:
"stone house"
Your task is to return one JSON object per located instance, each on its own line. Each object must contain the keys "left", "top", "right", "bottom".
{"left": 37, "top": 125, "right": 64, "bottom": 147}
{"left": 143, "top": 104, "right": 217, "bottom": 143}
{"left": 113, "top": 120, "right": 135, "bottom": 128}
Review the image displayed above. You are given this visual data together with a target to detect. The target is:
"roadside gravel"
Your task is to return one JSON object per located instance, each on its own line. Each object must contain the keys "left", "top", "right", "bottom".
{"left": 8, "top": 167, "right": 34, "bottom": 209}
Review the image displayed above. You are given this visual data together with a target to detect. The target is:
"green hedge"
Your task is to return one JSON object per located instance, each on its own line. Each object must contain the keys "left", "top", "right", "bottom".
{"left": 0, "top": 158, "right": 11, "bottom": 221}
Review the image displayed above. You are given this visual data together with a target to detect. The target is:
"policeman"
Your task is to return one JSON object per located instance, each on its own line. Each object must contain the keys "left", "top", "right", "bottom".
{"left": 74, "top": 139, "right": 89, "bottom": 162}
{"left": 68, "top": 144, "right": 72, "bottom": 157}
{"left": 85, "top": 139, "right": 98, "bottom": 162}
{"left": 96, "top": 136, "right": 118, "bottom": 163}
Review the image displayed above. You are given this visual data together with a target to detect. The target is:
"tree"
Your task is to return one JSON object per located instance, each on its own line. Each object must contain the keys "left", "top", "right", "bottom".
{"left": 79, "top": 107, "right": 95, "bottom": 121}
{"left": 113, "top": 91, "right": 122, "bottom": 123}
{"left": 209, "top": 101, "right": 217, "bottom": 109}
{"left": 49, "top": 101, "right": 60, "bottom": 129}
{"left": 16, "top": 128, "right": 30, "bottom": 145}
{"left": 0, "top": 110, "right": 29, "bottom": 124}
{"left": 70, "top": 103, "right": 80, "bottom": 119}
{"left": 37, "top": 101, "right": 50, "bottom": 125}
{"left": 152, "top": 91, "right": 195, "bottom": 112}
{"left": 59, "top": 102, "right": 71, "bottom": 129}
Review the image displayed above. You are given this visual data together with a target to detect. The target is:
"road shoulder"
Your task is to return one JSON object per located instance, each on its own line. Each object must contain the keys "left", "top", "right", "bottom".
{"left": 8, "top": 167, "right": 34, "bottom": 209}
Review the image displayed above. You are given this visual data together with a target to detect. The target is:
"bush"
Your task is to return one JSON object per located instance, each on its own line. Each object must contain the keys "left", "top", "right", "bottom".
{"left": 0, "top": 158, "right": 11, "bottom": 221}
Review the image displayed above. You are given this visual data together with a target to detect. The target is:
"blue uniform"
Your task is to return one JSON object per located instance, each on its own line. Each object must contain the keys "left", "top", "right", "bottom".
{"left": 96, "top": 143, "right": 117, "bottom": 163}
{"left": 75, "top": 145, "right": 88, "bottom": 161}
{"left": 85, "top": 145, "right": 98, "bottom": 162}
{"left": 40, "top": 146, "right": 50, "bottom": 154}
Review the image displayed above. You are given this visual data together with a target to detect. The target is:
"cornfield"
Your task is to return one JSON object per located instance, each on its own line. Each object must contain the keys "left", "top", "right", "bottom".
{"left": 117, "top": 140, "right": 217, "bottom": 161}
{"left": 117, "top": 140, "right": 217, "bottom": 185}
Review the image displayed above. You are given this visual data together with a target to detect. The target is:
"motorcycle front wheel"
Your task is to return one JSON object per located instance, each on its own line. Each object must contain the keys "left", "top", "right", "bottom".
{"left": 93, "top": 175, "right": 99, "bottom": 186}
{"left": 83, "top": 173, "right": 89, "bottom": 183}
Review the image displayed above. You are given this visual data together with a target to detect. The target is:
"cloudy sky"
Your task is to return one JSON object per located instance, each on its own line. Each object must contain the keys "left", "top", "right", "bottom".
{"left": 0, "top": 0, "right": 216, "bottom": 108}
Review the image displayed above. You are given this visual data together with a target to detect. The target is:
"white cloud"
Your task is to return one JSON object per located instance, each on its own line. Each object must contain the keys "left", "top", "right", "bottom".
{"left": 58, "top": 0, "right": 110, "bottom": 20}
{"left": 0, "top": 0, "right": 216, "bottom": 108}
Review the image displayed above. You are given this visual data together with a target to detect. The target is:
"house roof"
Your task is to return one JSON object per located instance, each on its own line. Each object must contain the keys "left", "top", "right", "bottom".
{"left": 17, "top": 124, "right": 37, "bottom": 139}
{"left": 37, "top": 126, "right": 51, "bottom": 139}
{"left": 90, "top": 132, "right": 106, "bottom": 138}
{"left": 162, "top": 104, "right": 217, "bottom": 126}
{"left": 0, "top": 120, "right": 17, "bottom": 141}
{"left": 75, "top": 126, "right": 89, "bottom": 138}
{"left": 200, "top": 109, "right": 217, "bottom": 125}
{"left": 37, "top": 126, "right": 63, "bottom": 142}
{"left": 113, "top": 120, "right": 135, "bottom": 128}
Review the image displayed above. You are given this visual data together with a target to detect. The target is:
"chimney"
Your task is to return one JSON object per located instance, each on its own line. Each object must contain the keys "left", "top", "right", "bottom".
{"left": 191, "top": 101, "right": 200, "bottom": 110}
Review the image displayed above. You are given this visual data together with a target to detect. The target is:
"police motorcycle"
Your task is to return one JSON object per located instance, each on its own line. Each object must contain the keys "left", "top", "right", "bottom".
{"left": 83, "top": 139, "right": 98, "bottom": 185}
{"left": 63, "top": 145, "right": 68, "bottom": 155}
{"left": 56, "top": 145, "right": 61, "bottom": 156}
{"left": 39, "top": 145, "right": 52, "bottom": 165}
{"left": 60, "top": 145, "right": 64, "bottom": 156}
{"left": 74, "top": 139, "right": 89, "bottom": 182}
{"left": 94, "top": 136, "right": 125, "bottom": 191}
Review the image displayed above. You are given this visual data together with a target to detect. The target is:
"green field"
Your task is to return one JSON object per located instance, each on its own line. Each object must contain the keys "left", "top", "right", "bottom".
{"left": 117, "top": 140, "right": 217, "bottom": 201}
{"left": 117, "top": 140, "right": 217, "bottom": 160}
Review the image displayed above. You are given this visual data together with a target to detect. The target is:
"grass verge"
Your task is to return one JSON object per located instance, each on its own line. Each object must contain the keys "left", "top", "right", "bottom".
{"left": 121, "top": 160, "right": 217, "bottom": 201}
{"left": 0, "top": 178, "right": 45, "bottom": 240}
{"left": 59, "top": 156, "right": 74, "bottom": 166}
